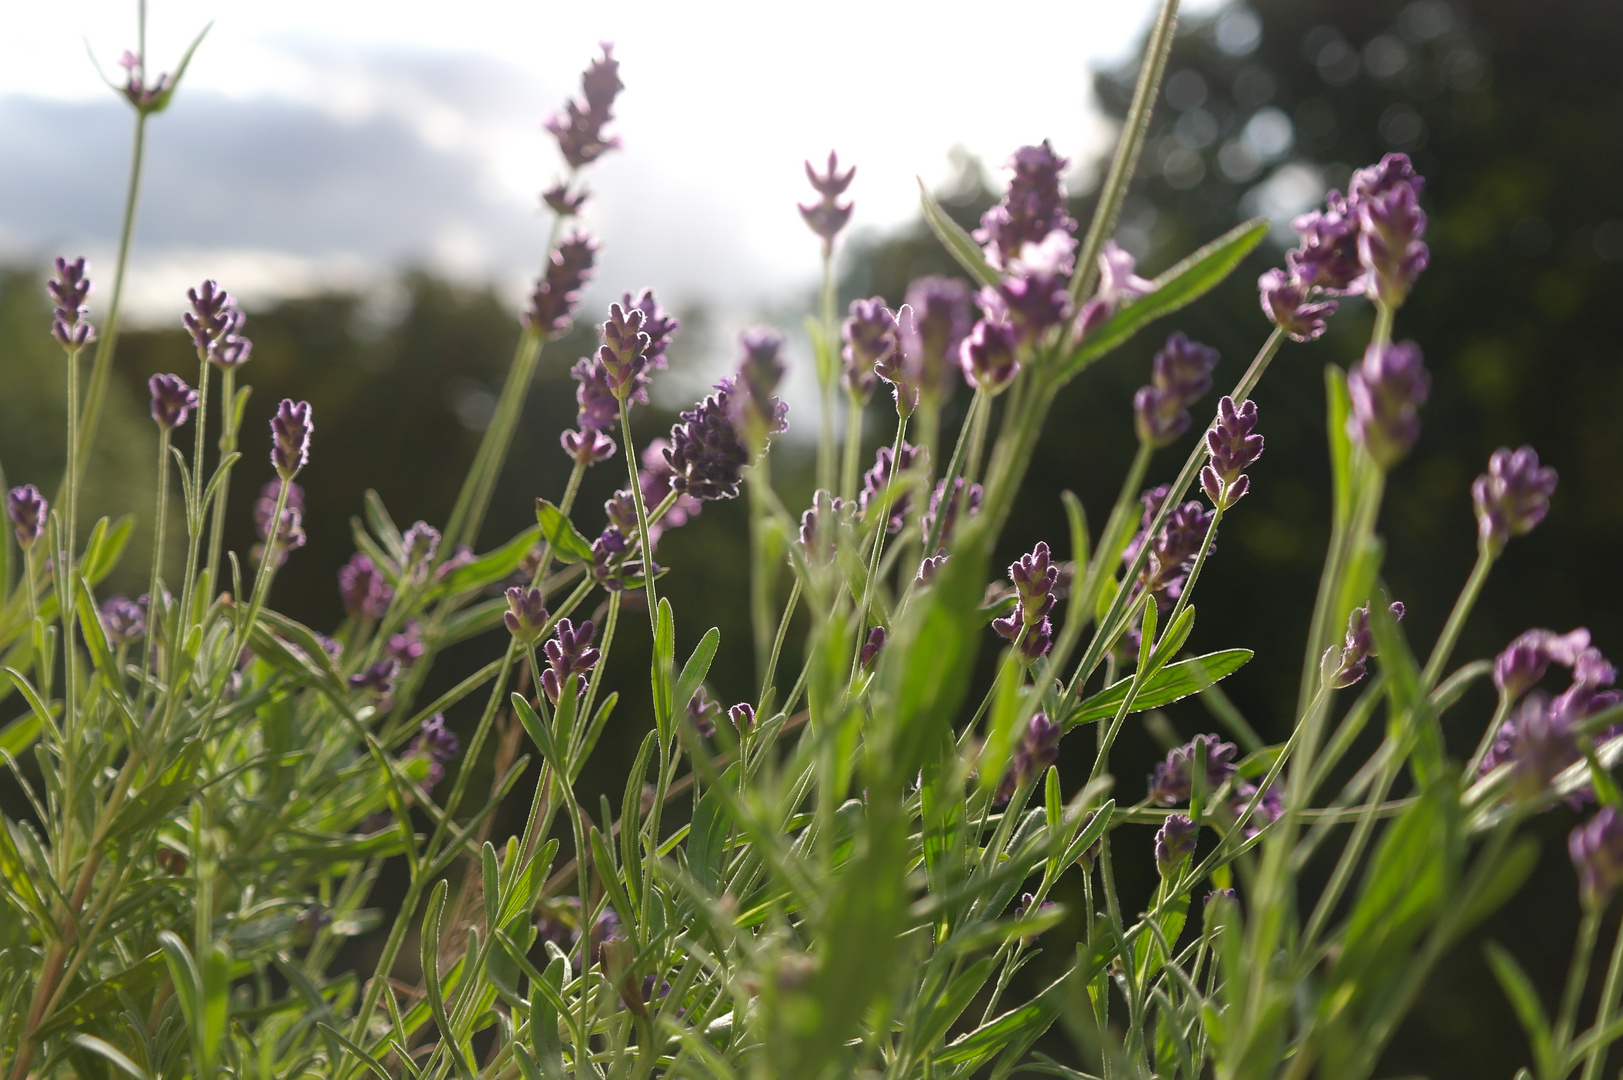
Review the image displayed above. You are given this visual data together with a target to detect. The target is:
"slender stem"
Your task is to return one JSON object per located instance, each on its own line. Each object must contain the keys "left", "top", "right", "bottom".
{"left": 747, "top": 458, "right": 777, "bottom": 684}
{"left": 1558, "top": 909, "right": 1604, "bottom": 1059}
{"left": 1420, "top": 545, "right": 1495, "bottom": 691}
{"left": 840, "top": 390, "right": 865, "bottom": 502}
{"left": 137, "top": 430, "right": 172, "bottom": 721}
{"left": 1581, "top": 905, "right": 1623, "bottom": 1080}
{"left": 760, "top": 578, "right": 801, "bottom": 706}
{"left": 817, "top": 253, "right": 838, "bottom": 495}
{"left": 205, "top": 365, "right": 238, "bottom": 588}
{"left": 617, "top": 407, "right": 659, "bottom": 625}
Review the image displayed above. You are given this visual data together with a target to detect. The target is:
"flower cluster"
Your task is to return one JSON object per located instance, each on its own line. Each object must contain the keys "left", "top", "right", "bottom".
{"left": 686, "top": 687, "right": 722, "bottom": 738}
{"left": 992, "top": 542, "right": 1059, "bottom": 662}
{"left": 252, "top": 479, "right": 307, "bottom": 568}
{"left": 1327, "top": 601, "right": 1405, "bottom": 688}
{"left": 1473, "top": 445, "right": 1558, "bottom": 556}
{"left": 411, "top": 714, "right": 460, "bottom": 793}
{"left": 338, "top": 552, "right": 393, "bottom": 620}
{"left": 1201, "top": 396, "right": 1264, "bottom": 509}
{"left": 183, "top": 279, "right": 239, "bottom": 352}
{"left": 1155, "top": 814, "right": 1199, "bottom": 877}
{"left": 844, "top": 298, "right": 897, "bottom": 404}
{"left": 8, "top": 485, "right": 47, "bottom": 551}
{"left": 798, "top": 151, "right": 854, "bottom": 251}
{"left": 525, "top": 233, "right": 599, "bottom": 338}
{"left": 995, "top": 712, "right": 1061, "bottom": 804}
{"left": 148, "top": 374, "right": 198, "bottom": 431}
{"left": 1482, "top": 628, "right": 1620, "bottom": 801}
{"left": 973, "top": 141, "right": 1075, "bottom": 272}
{"left": 1133, "top": 331, "right": 1219, "bottom": 448}
{"left": 1347, "top": 340, "right": 1429, "bottom": 469}
{"left": 99, "top": 595, "right": 147, "bottom": 646}
{"left": 1125, "top": 486, "right": 1214, "bottom": 603}
{"left": 271, "top": 399, "right": 314, "bottom": 480}
{"left": 48, "top": 257, "right": 95, "bottom": 349}
{"left": 899, "top": 277, "right": 971, "bottom": 410}
{"left": 665, "top": 380, "right": 752, "bottom": 502}
{"left": 504, "top": 587, "right": 549, "bottom": 644}
{"left": 542, "top": 618, "right": 601, "bottom": 705}
{"left": 1571, "top": 807, "right": 1623, "bottom": 908}
{"left": 731, "top": 329, "right": 790, "bottom": 451}
{"left": 563, "top": 289, "right": 675, "bottom": 464}
{"left": 859, "top": 441, "right": 926, "bottom": 535}
{"left": 1147, "top": 734, "right": 1238, "bottom": 807}
{"left": 545, "top": 43, "right": 623, "bottom": 170}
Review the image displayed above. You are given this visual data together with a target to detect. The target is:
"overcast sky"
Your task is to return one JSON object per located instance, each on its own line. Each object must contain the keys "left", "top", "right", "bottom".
{"left": 0, "top": 0, "right": 1240, "bottom": 331}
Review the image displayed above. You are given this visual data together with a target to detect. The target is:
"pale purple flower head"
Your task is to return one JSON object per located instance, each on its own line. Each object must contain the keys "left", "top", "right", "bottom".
{"left": 542, "top": 618, "right": 601, "bottom": 704}
{"left": 271, "top": 399, "right": 313, "bottom": 479}
{"left": 666, "top": 380, "right": 752, "bottom": 502}
{"left": 686, "top": 687, "right": 722, "bottom": 738}
{"left": 338, "top": 552, "right": 393, "bottom": 620}
{"left": 1572, "top": 807, "right": 1623, "bottom": 908}
{"left": 524, "top": 232, "right": 599, "bottom": 338}
{"left": 1134, "top": 331, "right": 1219, "bottom": 448}
{"left": 1075, "top": 241, "right": 1154, "bottom": 338}
{"left": 183, "top": 279, "right": 237, "bottom": 350}
{"left": 253, "top": 480, "right": 307, "bottom": 566}
{"left": 545, "top": 43, "right": 623, "bottom": 169}
{"left": 900, "top": 276, "right": 972, "bottom": 407}
{"left": 1287, "top": 190, "right": 1364, "bottom": 294}
{"left": 797, "top": 489, "right": 851, "bottom": 565}
{"left": 799, "top": 151, "right": 855, "bottom": 250}
{"left": 1126, "top": 488, "right": 1214, "bottom": 600}
{"left": 730, "top": 329, "right": 790, "bottom": 451}
{"left": 1473, "top": 446, "right": 1558, "bottom": 555}
{"left": 48, "top": 257, "right": 96, "bottom": 349}
{"left": 985, "top": 230, "right": 1077, "bottom": 343}
{"left": 1148, "top": 733, "right": 1238, "bottom": 806}
{"left": 974, "top": 141, "right": 1075, "bottom": 272}
{"left": 1354, "top": 163, "right": 1430, "bottom": 309}
{"left": 916, "top": 553, "right": 948, "bottom": 585}
{"left": 860, "top": 441, "right": 926, "bottom": 534}
{"left": 349, "top": 657, "right": 400, "bottom": 704}
{"left": 1330, "top": 601, "right": 1406, "bottom": 688}
{"left": 995, "top": 711, "right": 1062, "bottom": 804}
{"left": 412, "top": 714, "right": 460, "bottom": 792}
{"left": 860, "top": 626, "right": 887, "bottom": 669}
{"left": 1258, "top": 267, "right": 1337, "bottom": 342}
{"left": 1202, "top": 396, "right": 1264, "bottom": 509}
{"left": 7, "top": 485, "right": 47, "bottom": 551}
{"left": 148, "top": 374, "right": 198, "bottom": 431}
{"left": 992, "top": 542, "right": 1059, "bottom": 662}
{"left": 386, "top": 620, "right": 425, "bottom": 667}
{"left": 729, "top": 702, "right": 756, "bottom": 733}
{"left": 596, "top": 302, "right": 653, "bottom": 402}
{"left": 116, "top": 50, "right": 172, "bottom": 110}
{"left": 505, "top": 586, "right": 549, "bottom": 643}
{"left": 543, "top": 183, "right": 589, "bottom": 217}
{"left": 1347, "top": 340, "right": 1429, "bottom": 469}
{"left": 1155, "top": 814, "right": 1199, "bottom": 876}
{"left": 623, "top": 288, "right": 679, "bottom": 374}
{"left": 959, "top": 315, "right": 1021, "bottom": 394}
{"left": 100, "top": 595, "right": 147, "bottom": 646}
{"left": 843, "top": 297, "right": 897, "bottom": 402}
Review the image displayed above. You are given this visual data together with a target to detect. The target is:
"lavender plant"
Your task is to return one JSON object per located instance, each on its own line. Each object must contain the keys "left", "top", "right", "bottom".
{"left": 3, "top": 3, "right": 1621, "bottom": 1079}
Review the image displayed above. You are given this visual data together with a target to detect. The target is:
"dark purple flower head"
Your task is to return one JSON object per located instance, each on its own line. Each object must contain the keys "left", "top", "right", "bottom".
{"left": 1230, "top": 782, "right": 1285, "bottom": 838}
{"left": 923, "top": 477, "right": 983, "bottom": 548}
{"left": 1075, "top": 241, "right": 1155, "bottom": 338}
{"left": 597, "top": 302, "right": 652, "bottom": 402}
{"left": 543, "top": 183, "right": 589, "bottom": 217}
{"left": 271, "top": 399, "right": 313, "bottom": 479}
{"left": 860, "top": 441, "right": 926, "bottom": 534}
{"left": 1134, "top": 331, "right": 1219, "bottom": 448}
{"left": 387, "top": 620, "right": 425, "bottom": 667}
{"left": 1355, "top": 166, "right": 1429, "bottom": 309}
{"left": 252, "top": 480, "right": 307, "bottom": 566}
{"left": 1329, "top": 601, "right": 1406, "bottom": 688}
{"left": 1571, "top": 807, "right": 1623, "bottom": 908}
{"left": 562, "top": 427, "right": 616, "bottom": 466}
{"left": 686, "top": 687, "right": 721, "bottom": 738}
{"left": 505, "top": 586, "right": 549, "bottom": 644}
{"left": 148, "top": 374, "right": 198, "bottom": 431}
{"left": 1126, "top": 489, "right": 1214, "bottom": 599}
{"left": 916, "top": 553, "right": 948, "bottom": 585}
{"left": 729, "top": 702, "right": 756, "bottom": 733}
{"left": 412, "top": 713, "right": 460, "bottom": 792}
{"left": 666, "top": 379, "right": 752, "bottom": 502}
{"left": 1202, "top": 396, "right": 1264, "bottom": 509}
{"left": 731, "top": 328, "right": 790, "bottom": 450}
{"left": 525, "top": 232, "right": 599, "bottom": 338}
{"left": 545, "top": 43, "right": 623, "bottom": 169}
{"left": 7, "top": 485, "right": 47, "bottom": 551}
{"left": 49, "top": 257, "right": 96, "bottom": 349}
{"left": 209, "top": 316, "right": 253, "bottom": 369}
{"left": 542, "top": 618, "right": 600, "bottom": 705}
{"left": 183, "top": 279, "right": 237, "bottom": 350}
{"left": 100, "top": 595, "right": 147, "bottom": 646}
{"left": 797, "top": 489, "right": 851, "bottom": 565}
{"left": 117, "top": 50, "right": 172, "bottom": 110}
{"left": 1347, "top": 340, "right": 1429, "bottom": 469}
{"left": 995, "top": 712, "right": 1062, "bottom": 804}
{"left": 900, "top": 277, "right": 971, "bottom": 407}
{"left": 860, "top": 626, "right": 887, "bottom": 669}
{"left": 402, "top": 522, "right": 441, "bottom": 572}
{"left": 349, "top": 658, "right": 400, "bottom": 706}
{"left": 1287, "top": 190, "right": 1363, "bottom": 294}
{"left": 603, "top": 489, "right": 639, "bottom": 537}
{"left": 623, "top": 289, "right": 679, "bottom": 374}
{"left": 1147, "top": 734, "right": 1239, "bottom": 806}
{"left": 799, "top": 151, "right": 855, "bottom": 249}
{"left": 1155, "top": 814, "right": 1199, "bottom": 876}
{"left": 992, "top": 542, "right": 1059, "bottom": 662}
{"left": 1258, "top": 268, "right": 1337, "bottom": 342}
{"left": 338, "top": 552, "right": 393, "bottom": 619}
{"left": 974, "top": 141, "right": 1075, "bottom": 272}
{"left": 843, "top": 297, "right": 897, "bottom": 401}
{"left": 1492, "top": 628, "right": 1610, "bottom": 703}
{"left": 1473, "top": 446, "right": 1558, "bottom": 555}
{"left": 959, "top": 315, "right": 1020, "bottom": 394}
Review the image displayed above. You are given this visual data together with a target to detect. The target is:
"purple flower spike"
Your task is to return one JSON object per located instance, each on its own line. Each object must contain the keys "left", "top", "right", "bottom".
{"left": 544, "top": 183, "right": 589, "bottom": 217}
{"left": 7, "top": 485, "right": 47, "bottom": 551}
{"left": 545, "top": 43, "right": 623, "bottom": 169}
{"left": 387, "top": 620, "right": 425, "bottom": 667}
{"left": 1134, "top": 331, "right": 1219, "bottom": 448}
{"left": 338, "top": 552, "right": 393, "bottom": 619}
{"left": 974, "top": 141, "right": 1076, "bottom": 272}
{"left": 1572, "top": 807, "right": 1623, "bottom": 908}
{"left": 638, "top": 439, "right": 702, "bottom": 532}
{"left": 987, "top": 230, "right": 1076, "bottom": 343}
{"left": 901, "top": 277, "right": 971, "bottom": 408}
{"left": 992, "top": 542, "right": 1059, "bottom": 662}
{"left": 99, "top": 596, "right": 147, "bottom": 646}
{"left": 209, "top": 319, "right": 253, "bottom": 369}
{"left": 525, "top": 232, "right": 599, "bottom": 338}
{"left": 1202, "top": 396, "right": 1264, "bottom": 509}
{"left": 48, "top": 257, "right": 96, "bottom": 349}
{"left": 1287, "top": 190, "right": 1364, "bottom": 294}
{"left": 860, "top": 441, "right": 926, "bottom": 534}
{"left": 797, "top": 489, "right": 851, "bottom": 565}
{"left": 860, "top": 626, "right": 887, "bottom": 669}
{"left": 1155, "top": 814, "right": 1199, "bottom": 876}
{"left": 1258, "top": 268, "right": 1337, "bottom": 342}
{"left": 687, "top": 687, "right": 722, "bottom": 738}
{"left": 666, "top": 380, "right": 752, "bottom": 502}
{"left": 412, "top": 714, "right": 460, "bottom": 792}
{"left": 995, "top": 712, "right": 1062, "bottom": 804}
{"left": 843, "top": 297, "right": 897, "bottom": 402}
{"left": 1347, "top": 340, "right": 1429, "bottom": 469}
{"left": 1474, "top": 446, "right": 1558, "bottom": 555}
{"left": 1125, "top": 489, "right": 1214, "bottom": 600}
{"left": 402, "top": 522, "right": 441, "bottom": 576}
{"left": 916, "top": 553, "right": 948, "bottom": 585}
{"left": 923, "top": 477, "right": 983, "bottom": 548}
{"left": 623, "top": 289, "right": 680, "bottom": 375}
{"left": 1148, "top": 733, "right": 1239, "bottom": 806}
{"left": 505, "top": 586, "right": 549, "bottom": 644}
{"left": 562, "top": 427, "right": 617, "bottom": 466}
{"left": 148, "top": 374, "right": 198, "bottom": 431}
{"left": 729, "top": 702, "right": 755, "bottom": 733}
{"left": 1329, "top": 601, "right": 1406, "bottom": 688}
{"left": 1075, "top": 241, "right": 1154, "bottom": 337}
{"left": 1352, "top": 153, "right": 1430, "bottom": 309}
{"left": 252, "top": 480, "right": 307, "bottom": 567}
{"left": 597, "top": 302, "right": 652, "bottom": 403}
{"left": 183, "top": 280, "right": 237, "bottom": 350}
{"left": 960, "top": 315, "right": 1021, "bottom": 394}
{"left": 799, "top": 150, "right": 855, "bottom": 250}
{"left": 271, "top": 399, "right": 313, "bottom": 479}
{"left": 1230, "top": 782, "right": 1285, "bottom": 838}
{"left": 731, "top": 328, "right": 790, "bottom": 451}
{"left": 542, "top": 618, "right": 601, "bottom": 705}
{"left": 350, "top": 658, "right": 400, "bottom": 703}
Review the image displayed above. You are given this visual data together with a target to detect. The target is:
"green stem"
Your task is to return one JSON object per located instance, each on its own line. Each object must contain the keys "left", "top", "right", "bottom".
{"left": 760, "top": 578, "right": 801, "bottom": 707}
{"left": 1419, "top": 545, "right": 1495, "bottom": 691}
{"left": 840, "top": 390, "right": 865, "bottom": 502}
{"left": 205, "top": 365, "right": 238, "bottom": 588}
{"left": 1581, "top": 905, "right": 1623, "bottom": 1080}
{"left": 1558, "top": 909, "right": 1604, "bottom": 1061}
{"left": 747, "top": 458, "right": 777, "bottom": 685}
{"left": 617, "top": 406, "right": 659, "bottom": 625}
{"left": 817, "top": 252, "right": 838, "bottom": 495}
{"left": 137, "top": 429, "right": 172, "bottom": 721}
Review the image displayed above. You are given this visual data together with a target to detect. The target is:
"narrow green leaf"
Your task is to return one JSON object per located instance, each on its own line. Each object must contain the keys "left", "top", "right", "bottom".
{"left": 158, "top": 931, "right": 202, "bottom": 1031}
{"left": 317, "top": 1022, "right": 393, "bottom": 1080}
{"left": 535, "top": 499, "right": 595, "bottom": 564}
{"left": 590, "top": 827, "right": 638, "bottom": 946}
{"left": 1485, "top": 941, "right": 1554, "bottom": 1078}
{"left": 69, "top": 1035, "right": 153, "bottom": 1080}
{"left": 363, "top": 489, "right": 406, "bottom": 561}
{"left": 105, "top": 740, "right": 207, "bottom": 842}
{"left": 0, "top": 713, "right": 40, "bottom": 758}
{"left": 688, "top": 764, "right": 734, "bottom": 895}
{"left": 918, "top": 180, "right": 999, "bottom": 288}
{"left": 481, "top": 842, "right": 500, "bottom": 939}
{"left": 674, "top": 627, "right": 721, "bottom": 718}
{"left": 621, "top": 730, "right": 657, "bottom": 908}
{"left": 1066, "top": 650, "right": 1253, "bottom": 728}
{"left": 1325, "top": 366, "right": 1355, "bottom": 528}
{"left": 512, "top": 693, "right": 565, "bottom": 777}
{"left": 437, "top": 525, "right": 542, "bottom": 597}
{"left": 421, "top": 879, "right": 476, "bottom": 1079}
{"left": 0, "top": 814, "right": 54, "bottom": 934}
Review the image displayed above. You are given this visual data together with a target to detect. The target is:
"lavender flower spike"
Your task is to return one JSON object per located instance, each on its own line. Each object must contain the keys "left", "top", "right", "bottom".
{"left": 1287, "top": 190, "right": 1363, "bottom": 294}
{"left": 960, "top": 315, "right": 1020, "bottom": 394}
{"left": 1258, "top": 268, "right": 1337, "bottom": 342}
{"left": 1347, "top": 340, "right": 1429, "bottom": 469}
{"left": 1474, "top": 446, "right": 1558, "bottom": 556}
{"left": 505, "top": 587, "right": 549, "bottom": 644}
{"left": 271, "top": 399, "right": 313, "bottom": 479}
{"left": 100, "top": 596, "right": 147, "bottom": 646}
{"left": 992, "top": 541, "right": 1059, "bottom": 662}
{"left": 183, "top": 279, "right": 236, "bottom": 350}
{"left": 731, "top": 328, "right": 790, "bottom": 451}
{"left": 1134, "top": 332, "right": 1220, "bottom": 448}
{"left": 1571, "top": 807, "right": 1623, "bottom": 908}
{"left": 7, "top": 485, "right": 47, "bottom": 550}
{"left": 148, "top": 374, "right": 199, "bottom": 431}
{"left": 525, "top": 232, "right": 599, "bottom": 338}
{"left": 799, "top": 150, "right": 854, "bottom": 251}
{"left": 1148, "top": 733, "right": 1239, "bottom": 807}
{"left": 1155, "top": 814, "right": 1199, "bottom": 877}
{"left": 252, "top": 480, "right": 307, "bottom": 567}
{"left": 860, "top": 442, "right": 926, "bottom": 534}
{"left": 545, "top": 43, "right": 623, "bottom": 170}
{"left": 597, "top": 302, "right": 653, "bottom": 403}
{"left": 974, "top": 141, "right": 1075, "bottom": 272}
{"left": 995, "top": 712, "right": 1062, "bottom": 804}
{"left": 1353, "top": 153, "right": 1430, "bottom": 310}
{"left": 900, "top": 277, "right": 972, "bottom": 408}
{"left": 542, "top": 618, "right": 601, "bottom": 705}
{"left": 412, "top": 714, "right": 460, "bottom": 792}
{"left": 338, "top": 552, "right": 393, "bottom": 619}
{"left": 1328, "top": 601, "right": 1406, "bottom": 688}
{"left": 666, "top": 380, "right": 751, "bottom": 502}
{"left": 842, "top": 298, "right": 897, "bottom": 402}
{"left": 48, "top": 257, "right": 95, "bottom": 349}
{"left": 1202, "top": 396, "right": 1264, "bottom": 509}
